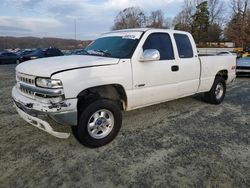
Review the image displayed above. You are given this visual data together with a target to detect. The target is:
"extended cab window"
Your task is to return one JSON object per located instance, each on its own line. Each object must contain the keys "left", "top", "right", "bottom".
{"left": 143, "top": 33, "right": 174, "bottom": 60}
{"left": 174, "top": 34, "right": 193, "bottom": 58}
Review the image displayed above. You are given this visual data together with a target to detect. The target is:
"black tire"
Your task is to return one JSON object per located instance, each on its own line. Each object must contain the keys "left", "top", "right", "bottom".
{"left": 204, "top": 76, "right": 226, "bottom": 105}
{"left": 73, "top": 99, "right": 122, "bottom": 148}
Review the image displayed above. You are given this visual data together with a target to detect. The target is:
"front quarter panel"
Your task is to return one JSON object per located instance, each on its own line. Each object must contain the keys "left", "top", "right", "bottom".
{"left": 51, "top": 59, "right": 132, "bottom": 100}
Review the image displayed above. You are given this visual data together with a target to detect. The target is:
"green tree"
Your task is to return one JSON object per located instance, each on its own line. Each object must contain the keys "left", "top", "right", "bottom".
{"left": 173, "top": 0, "right": 224, "bottom": 43}
{"left": 191, "top": 1, "right": 210, "bottom": 44}
{"left": 208, "top": 23, "right": 222, "bottom": 42}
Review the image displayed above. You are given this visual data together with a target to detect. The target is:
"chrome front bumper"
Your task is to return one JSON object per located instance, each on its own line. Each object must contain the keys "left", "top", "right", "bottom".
{"left": 12, "top": 86, "right": 78, "bottom": 138}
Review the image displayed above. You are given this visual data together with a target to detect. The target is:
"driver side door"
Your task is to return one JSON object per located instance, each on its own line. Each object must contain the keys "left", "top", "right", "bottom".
{"left": 131, "top": 32, "right": 179, "bottom": 108}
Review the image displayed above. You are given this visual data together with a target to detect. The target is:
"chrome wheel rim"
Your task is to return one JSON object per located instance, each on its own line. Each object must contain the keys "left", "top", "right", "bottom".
{"left": 87, "top": 109, "right": 114, "bottom": 139}
{"left": 215, "top": 82, "right": 224, "bottom": 100}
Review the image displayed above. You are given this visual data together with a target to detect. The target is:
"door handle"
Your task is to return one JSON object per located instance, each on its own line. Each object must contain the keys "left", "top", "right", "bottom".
{"left": 171, "top": 65, "right": 179, "bottom": 72}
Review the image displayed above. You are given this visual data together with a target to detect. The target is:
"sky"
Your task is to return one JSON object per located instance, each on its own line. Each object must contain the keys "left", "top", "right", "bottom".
{"left": 0, "top": 0, "right": 184, "bottom": 40}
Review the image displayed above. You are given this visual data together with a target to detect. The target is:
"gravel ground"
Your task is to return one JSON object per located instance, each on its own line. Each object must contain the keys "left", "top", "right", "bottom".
{"left": 0, "top": 64, "right": 250, "bottom": 188}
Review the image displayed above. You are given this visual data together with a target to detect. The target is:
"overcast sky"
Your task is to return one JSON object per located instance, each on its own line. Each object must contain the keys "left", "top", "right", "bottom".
{"left": 0, "top": 0, "right": 186, "bottom": 40}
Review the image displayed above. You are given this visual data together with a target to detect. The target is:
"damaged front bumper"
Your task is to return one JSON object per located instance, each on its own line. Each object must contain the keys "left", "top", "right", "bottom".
{"left": 12, "top": 86, "right": 78, "bottom": 138}
{"left": 15, "top": 104, "right": 70, "bottom": 139}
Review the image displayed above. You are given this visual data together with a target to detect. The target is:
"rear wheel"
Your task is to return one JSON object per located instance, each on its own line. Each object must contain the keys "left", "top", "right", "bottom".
{"left": 72, "top": 99, "right": 122, "bottom": 148}
{"left": 204, "top": 76, "right": 226, "bottom": 105}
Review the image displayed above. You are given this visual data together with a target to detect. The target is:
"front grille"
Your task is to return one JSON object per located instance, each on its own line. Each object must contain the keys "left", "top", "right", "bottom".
{"left": 16, "top": 72, "right": 36, "bottom": 97}
{"left": 17, "top": 72, "right": 35, "bottom": 85}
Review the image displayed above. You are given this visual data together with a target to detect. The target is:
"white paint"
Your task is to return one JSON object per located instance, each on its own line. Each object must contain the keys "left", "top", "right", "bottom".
{"left": 101, "top": 31, "right": 143, "bottom": 39}
{"left": 15, "top": 28, "right": 236, "bottom": 112}
{"left": 198, "top": 48, "right": 235, "bottom": 54}
{"left": 16, "top": 55, "right": 120, "bottom": 77}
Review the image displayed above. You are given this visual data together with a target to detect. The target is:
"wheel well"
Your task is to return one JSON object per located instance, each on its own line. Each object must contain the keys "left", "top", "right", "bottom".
{"left": 216, "top": 70, "right": 228, "bottom": 81}
{"left": 77, "top": 84, "right": 127, "bottom": 115}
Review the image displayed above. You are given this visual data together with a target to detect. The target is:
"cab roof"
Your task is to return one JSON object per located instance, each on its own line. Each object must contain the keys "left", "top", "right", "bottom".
{"left": 105, "top": 28, "right": 189, "bottom": 35}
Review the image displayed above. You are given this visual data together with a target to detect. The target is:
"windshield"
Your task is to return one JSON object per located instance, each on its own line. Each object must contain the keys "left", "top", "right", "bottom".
{"left": 84, "top": 36, "right": 139, "bottom": 58}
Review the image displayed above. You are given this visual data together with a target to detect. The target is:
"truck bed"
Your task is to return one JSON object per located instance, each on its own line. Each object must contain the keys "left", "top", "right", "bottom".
{"left": 198, "top": 55, "right": 236, "bottom": 92}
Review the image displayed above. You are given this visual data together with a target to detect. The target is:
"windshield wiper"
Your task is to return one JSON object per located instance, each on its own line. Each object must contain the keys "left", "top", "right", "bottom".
{"left": 93, "top": 50, "right": 111, "bottom": 57}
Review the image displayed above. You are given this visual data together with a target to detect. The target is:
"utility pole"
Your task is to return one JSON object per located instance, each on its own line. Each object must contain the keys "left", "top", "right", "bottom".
{"left": 74, "top": 19, "right": 77, "bottom": 48}
{"left": 74, "top": 19, "right": 77, "bottom": 40}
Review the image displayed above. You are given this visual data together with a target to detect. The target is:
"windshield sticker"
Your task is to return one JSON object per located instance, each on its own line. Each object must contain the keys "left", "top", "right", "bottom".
{"left": 122, "top": 35, "right": 137, "bottom": 40}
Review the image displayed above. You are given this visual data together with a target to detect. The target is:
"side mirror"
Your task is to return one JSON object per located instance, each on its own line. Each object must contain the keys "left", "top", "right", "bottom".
{"left": 140, "top": 49, "right": 160, "bottom": 62}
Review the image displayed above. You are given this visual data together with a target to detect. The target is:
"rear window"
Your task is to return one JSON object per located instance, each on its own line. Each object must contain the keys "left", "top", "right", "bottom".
{"left": 174, "top": 34, "right": 193, "bottom": 58}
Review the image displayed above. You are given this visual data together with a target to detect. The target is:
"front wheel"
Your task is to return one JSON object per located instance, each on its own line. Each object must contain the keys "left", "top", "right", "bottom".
{"left": 72, "top": 99, "right": 122, "bottom": 148}
{"left": 204, "top": 76, "right": 226, "bottom": 105}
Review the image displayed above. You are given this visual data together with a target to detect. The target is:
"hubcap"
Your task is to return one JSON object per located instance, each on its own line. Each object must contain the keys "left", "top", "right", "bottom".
{"left": 87, "top": 109, "right": 114, "bottom": 139}
{"left": 215, "top": 82, "right": 224, "bottom": 100}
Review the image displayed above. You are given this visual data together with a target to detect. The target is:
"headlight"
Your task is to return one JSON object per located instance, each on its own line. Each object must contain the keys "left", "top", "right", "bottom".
{"left": 30, "top": 57, "right": 38, "bottom": 60}
{"left": 36, "top": 78, "right": 63, "bottom": 89}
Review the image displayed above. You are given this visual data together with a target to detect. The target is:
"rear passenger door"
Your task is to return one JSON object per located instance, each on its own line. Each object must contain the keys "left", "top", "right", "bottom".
{"left": 132, "top": 32, "right": 179, "bottom": 108}
{"left": 173, "top": 33, "right": 200, "bottom": 96}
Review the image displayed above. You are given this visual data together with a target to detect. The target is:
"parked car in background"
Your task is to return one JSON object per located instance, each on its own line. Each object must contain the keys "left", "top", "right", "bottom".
{"left": 0, "top": 51, "right": 18, "bottom": 64}
{"left": 62, "top": 50, "right": 72, "bottom": 56}
{"left": 236, "top": 56, "right": 250, "bottom": 76}
{"left": 16, "top": 49, "right": 34, "bottom": 56}
{"left": 63, "top": 49, "right": 88, "bottom": 56}
{"left": 17, "top": 48, "right": 63, "bottom": 64}
{"left": 16, "top": 49, "right": 35, "bottom": 64}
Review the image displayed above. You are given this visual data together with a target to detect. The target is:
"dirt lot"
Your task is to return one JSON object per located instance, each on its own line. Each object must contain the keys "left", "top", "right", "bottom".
{"left": 0, "top": 64, "right": 250, "bottom": 188}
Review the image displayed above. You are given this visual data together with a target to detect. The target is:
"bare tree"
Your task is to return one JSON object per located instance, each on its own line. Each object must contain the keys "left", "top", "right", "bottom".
{"left": 112, "top": 7, "right": 146, "bottom": 30}
{"left": 173, "top": 10, "right": 192, "bottom": 32}
{"left": 173, "top": 0, "right": 202, "bottom": 32}
{"left": 231, "top": 0, "right": 249, "bottom": 14}
{"left": 208, "top": 0, "right": 225, "bottom": 24}
{"left": 225, "top": 0, "right": 250, "bottom": 47}
{"left": 147, "top": 10, "right": 169, "bottom": 28}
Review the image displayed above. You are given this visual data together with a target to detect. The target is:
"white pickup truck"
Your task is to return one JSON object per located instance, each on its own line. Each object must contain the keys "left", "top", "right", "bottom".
{"left": 12, "top": 28, "right": 236, "bottom": 147}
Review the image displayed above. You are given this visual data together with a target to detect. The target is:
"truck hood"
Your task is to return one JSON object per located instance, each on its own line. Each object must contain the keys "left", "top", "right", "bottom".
{"left": 16, "top": 55, "right": 120, "bottom": 77}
